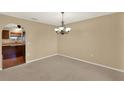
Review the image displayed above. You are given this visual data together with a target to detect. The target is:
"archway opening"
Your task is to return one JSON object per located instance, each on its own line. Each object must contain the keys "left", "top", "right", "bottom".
{"left": 2, "top": 23, "right": 26, "bottom": 69}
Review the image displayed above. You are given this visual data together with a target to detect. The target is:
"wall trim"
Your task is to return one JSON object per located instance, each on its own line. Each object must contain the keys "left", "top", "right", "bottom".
{"left": 58, "top": 54, "right": 124, "bottom": 73}
{"left": 26, "top": 53, "right": 58, "bottom": 63}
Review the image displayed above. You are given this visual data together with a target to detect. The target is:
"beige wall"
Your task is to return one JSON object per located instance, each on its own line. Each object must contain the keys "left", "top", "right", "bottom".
{"left": 58, "top": 13, "right": 124, "bottom": 70}
{"left": 0, "top": 14, "right": 57, "bottom": 69}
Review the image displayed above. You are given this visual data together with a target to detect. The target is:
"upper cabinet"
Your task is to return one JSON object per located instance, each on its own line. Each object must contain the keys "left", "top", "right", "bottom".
{"left": 2, "top": 30, "right": 9, "bottom": 39}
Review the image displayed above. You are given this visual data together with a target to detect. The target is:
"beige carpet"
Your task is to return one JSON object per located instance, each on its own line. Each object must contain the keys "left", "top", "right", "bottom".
{"left": 0, "top": 55, "right": 124, "bottom": 81}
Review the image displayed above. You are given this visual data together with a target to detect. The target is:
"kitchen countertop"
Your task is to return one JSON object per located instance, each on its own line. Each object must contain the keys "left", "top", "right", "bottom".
{"left": 2, "top": 43, "right": 25, "bottom": 46}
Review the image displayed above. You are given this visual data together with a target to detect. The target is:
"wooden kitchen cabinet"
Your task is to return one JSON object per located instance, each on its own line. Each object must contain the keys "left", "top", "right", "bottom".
{"left": 2, "top": 45, "right": 25, "bottom": 69}
{"left": 2, "top": 30, "right": 9, "bottom": 39}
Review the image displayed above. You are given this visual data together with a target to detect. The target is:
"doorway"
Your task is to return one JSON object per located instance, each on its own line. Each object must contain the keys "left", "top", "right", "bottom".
{"left": 2, "top": 23, "right": 26, "bottom": 69}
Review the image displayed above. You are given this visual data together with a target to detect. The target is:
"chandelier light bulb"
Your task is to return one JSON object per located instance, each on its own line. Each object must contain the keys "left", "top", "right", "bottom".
{"left": 65, "top": 27, "right": 71, "bottom": 32}
{"left": 59, "top": 27, "right": 64, "bottom": 30}
{"left": 54, "top": 28, "right": 59, "bottom": 31}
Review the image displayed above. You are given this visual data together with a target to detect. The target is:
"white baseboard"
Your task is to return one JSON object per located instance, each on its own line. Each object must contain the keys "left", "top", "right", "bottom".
{"left": 1, "top": 53, "right": 58, "bottom": 70}
{"left": 58, "top": 54, "right": 124, "bottom": 73}
{"left": 2, "top": 53, "right": 124, "bottom": 73}
{"left": 26, "top": 53, "right": 58, "bottom": 63}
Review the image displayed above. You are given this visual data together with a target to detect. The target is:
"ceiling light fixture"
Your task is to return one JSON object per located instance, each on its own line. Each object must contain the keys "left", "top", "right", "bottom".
{"left": 54, "top": 12, "right": 71, "bottom": 35}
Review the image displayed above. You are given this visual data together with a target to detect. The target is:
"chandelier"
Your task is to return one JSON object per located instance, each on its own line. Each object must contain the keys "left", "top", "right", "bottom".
{"left": 54, "top": 12, "right": 71, "bottom": 35}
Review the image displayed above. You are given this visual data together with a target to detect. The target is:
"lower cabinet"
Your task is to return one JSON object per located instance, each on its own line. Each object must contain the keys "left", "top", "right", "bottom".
{"left": 2, "top": 45, "right": 25, "bottom": 69}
